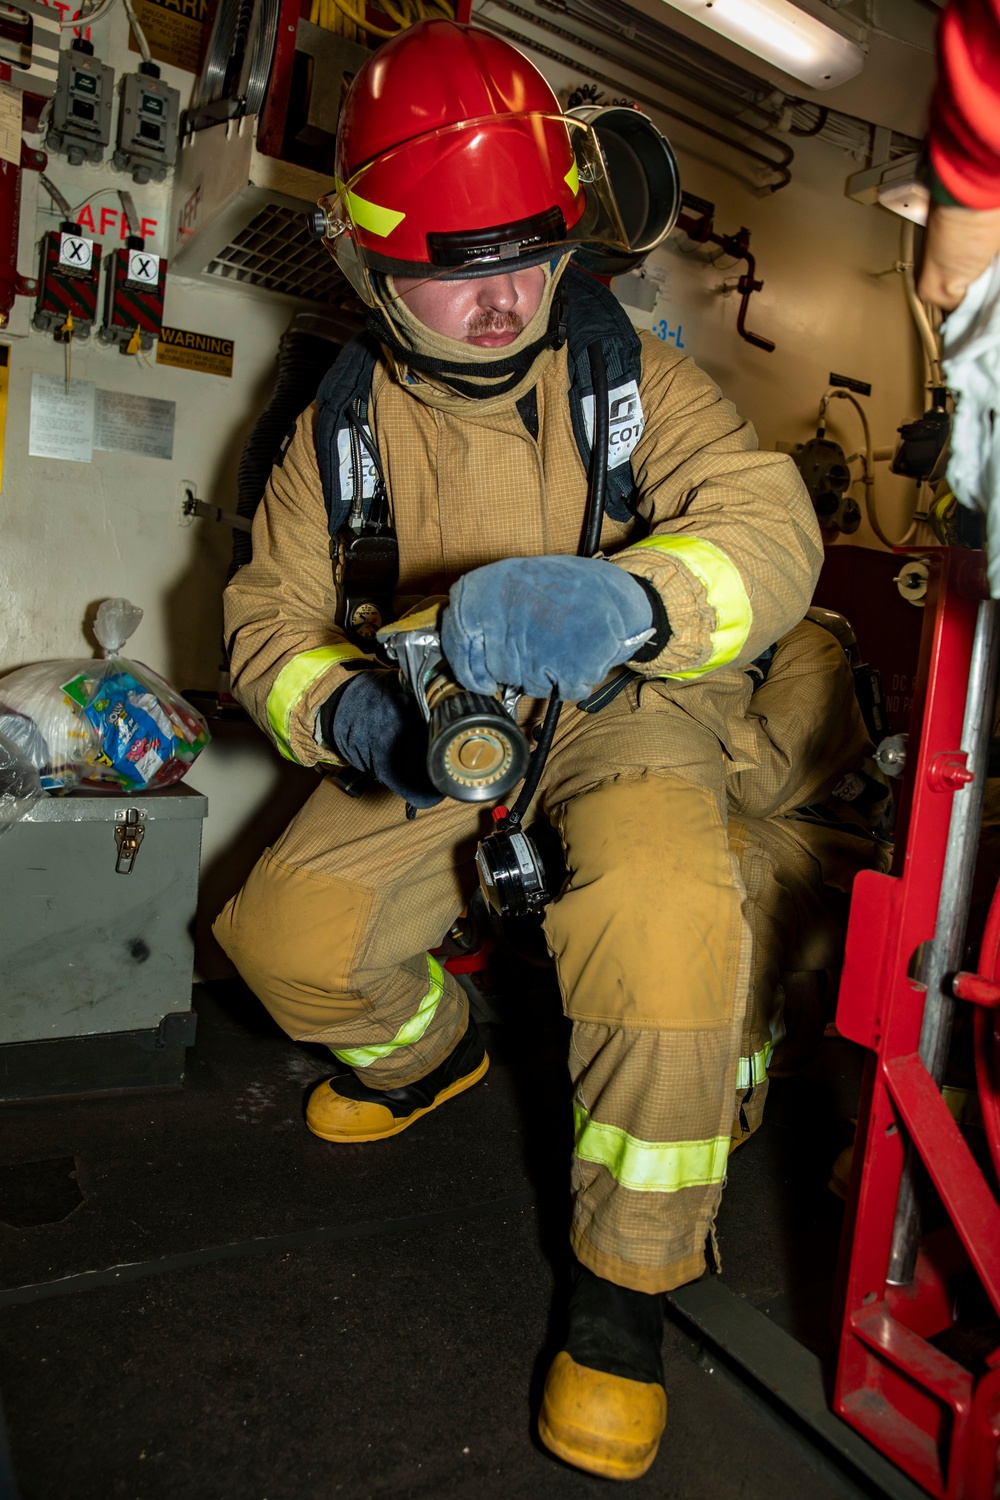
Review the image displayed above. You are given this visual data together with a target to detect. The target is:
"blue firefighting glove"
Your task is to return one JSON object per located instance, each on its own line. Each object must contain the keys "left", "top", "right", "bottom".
{"left": 322, "top": 670, "right": 443, "bottom": 809}
{"left": 440, "top": 556, "right": 658, "bottom": 701}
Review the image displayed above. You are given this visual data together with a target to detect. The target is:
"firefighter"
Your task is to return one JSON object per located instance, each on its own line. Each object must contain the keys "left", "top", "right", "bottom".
{"left": 213, "top": 19, "right": 855, "bottom": 1480}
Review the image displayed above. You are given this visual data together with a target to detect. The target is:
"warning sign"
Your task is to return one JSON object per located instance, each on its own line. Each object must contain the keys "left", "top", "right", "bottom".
{"left": 156, "top": 325, "right": 234, "bottom": 378}
{"left": 128, "top": 0, "right": 208, "bottom": 74}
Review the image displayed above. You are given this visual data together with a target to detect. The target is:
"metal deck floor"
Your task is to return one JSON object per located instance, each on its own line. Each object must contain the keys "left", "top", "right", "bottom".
{"left": 0, "top": 979, "right": 899, "bottom": 1500}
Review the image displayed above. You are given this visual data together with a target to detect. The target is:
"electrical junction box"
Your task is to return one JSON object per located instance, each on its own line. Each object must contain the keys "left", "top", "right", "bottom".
{"left": 791, "top": 435, "right": 861, "bottom": 535}
{"left": 99, "top": 241, "right": 167, "bottom": 353}
{"left": 0, "top": 785, "right": 207, "bottom": 1102}
{"left": 33, "top": 226, "right": 102, "bottom": 339}
{"left": 114, "top": 64, "right": 180, "bottom": 184}
{"left": 46, "top": 38, "right": 114, "bottom": 166}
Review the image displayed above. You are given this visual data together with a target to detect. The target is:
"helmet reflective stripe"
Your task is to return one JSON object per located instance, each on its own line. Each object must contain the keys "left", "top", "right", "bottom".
{"left": 266, "top": 643, "right": 367, "bottom": 762}
{"left": 573, "top": 1102, "right": 730, "bottom": 1192}
{"left": 335, "top": 177, "right": 406, "bottom": 240}
{"left": 629, "top": 534, "right": 753, "bottom": 679}
{"left": 564, "top": 159, "right": 580, "bottom": 195}
{"left": 331, "top": 954, "right": 445, "bottom": 1068}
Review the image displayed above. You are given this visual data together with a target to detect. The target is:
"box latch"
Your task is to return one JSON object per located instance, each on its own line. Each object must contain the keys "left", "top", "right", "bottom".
{"left": 114, "top": 807, "right": 146, "bottom": 874}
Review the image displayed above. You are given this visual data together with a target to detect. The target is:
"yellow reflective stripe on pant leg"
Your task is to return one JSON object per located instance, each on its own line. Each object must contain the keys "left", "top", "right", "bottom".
{"left": 736, "top": 1041, "right": 773, "bottom": 1092}
{"left": 573, "top": 1103, "right": 730, "bottom": 1192}
{"left": 332, "top": 955, "right": 445, "bottom": 1069}
{"left": 266, "top": 644, "right": 367, "bottom": 762}
{"left": 630, "top": 534, "right": 752, "bottom": 680}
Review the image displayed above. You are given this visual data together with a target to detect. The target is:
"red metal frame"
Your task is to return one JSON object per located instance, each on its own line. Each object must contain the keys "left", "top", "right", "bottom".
{"left": 255, "top": 0, "right": 303, "bottom": 164}
{"left": 834, "top": 547, "right": 1000, "bottom": 1498}
{"left": 0, "top": 63, "right": 47, "bottom": 328}
{"left": 256, "top": 0, "right": 473, "bottom": 163}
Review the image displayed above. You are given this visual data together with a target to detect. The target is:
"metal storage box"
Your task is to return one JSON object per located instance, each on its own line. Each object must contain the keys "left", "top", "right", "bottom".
{"left": 0, "top": 784, "right": 207, "bottom": 1101}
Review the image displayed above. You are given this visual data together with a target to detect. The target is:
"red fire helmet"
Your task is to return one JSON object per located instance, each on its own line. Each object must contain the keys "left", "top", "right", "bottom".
{"left": 319, "top": 19, "right": 626, "bottom": 296}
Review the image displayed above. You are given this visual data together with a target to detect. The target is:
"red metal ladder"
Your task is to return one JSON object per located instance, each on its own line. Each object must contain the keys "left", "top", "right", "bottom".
{"left": 834, "top": 546, "right": 1000, "bottom": 1499}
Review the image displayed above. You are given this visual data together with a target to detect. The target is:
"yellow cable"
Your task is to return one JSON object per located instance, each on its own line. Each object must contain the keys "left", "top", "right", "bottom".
{"left": 126, "top": 326, "right": 143, "bottom": 356}
{"left": 330, "top": 0, "right": 398, "bottom": 37}
{"left": 59, "top": 310, "right": 73, "bottom": 392}
{"left": 375, "top": 0, "right": 410, "bottom": 26}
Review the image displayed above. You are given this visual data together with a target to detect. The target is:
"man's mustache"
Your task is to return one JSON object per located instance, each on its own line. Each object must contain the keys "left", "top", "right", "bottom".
{"left": 466, "top": 309, "right": 524, "bottom": 336}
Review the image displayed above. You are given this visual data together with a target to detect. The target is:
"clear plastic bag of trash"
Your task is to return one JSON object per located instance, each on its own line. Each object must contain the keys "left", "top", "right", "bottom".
{"left": 0, "top": 599, "right": 210, "bottom": 793}
{"left": 0, "top": 730, "right": 43, "bottom": 833}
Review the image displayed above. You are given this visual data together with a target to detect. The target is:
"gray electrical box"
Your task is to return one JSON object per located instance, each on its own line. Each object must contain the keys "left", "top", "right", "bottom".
{"left": 47, "top": 39, "right": 114, "bottom": 165}
{"left": 0, "top": 784, "right": 207, "bottom": 1101}
{"left": 114, "top": 64, "right": 179, "bottom": 183}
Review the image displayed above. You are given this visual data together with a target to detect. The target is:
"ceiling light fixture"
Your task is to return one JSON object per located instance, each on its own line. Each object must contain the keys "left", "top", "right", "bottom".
{"left": 655, "top": 0, "right": 866, "bottom": 89}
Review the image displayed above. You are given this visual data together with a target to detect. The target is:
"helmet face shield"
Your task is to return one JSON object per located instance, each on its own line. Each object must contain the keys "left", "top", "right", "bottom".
{"left": 317, "top": 115, "right": 633, "bottom": 308}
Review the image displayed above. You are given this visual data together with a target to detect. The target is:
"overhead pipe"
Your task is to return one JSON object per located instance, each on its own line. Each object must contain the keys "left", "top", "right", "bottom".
{"left": 477, "top": 11, "right": 794, "bottom": 191}
{"left": 900, "top": 219, "right": 944, "bottom": 389}
{"left": 531, "top": 0, "right": 795, "bottom": 162}
{"left": 556, "top": 0, "right": 788, "bottom": 116}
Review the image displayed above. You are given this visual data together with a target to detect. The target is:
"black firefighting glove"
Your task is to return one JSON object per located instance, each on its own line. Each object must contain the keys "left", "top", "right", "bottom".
{"left": 321, "top": 670, "right": 443, "bottom": 809}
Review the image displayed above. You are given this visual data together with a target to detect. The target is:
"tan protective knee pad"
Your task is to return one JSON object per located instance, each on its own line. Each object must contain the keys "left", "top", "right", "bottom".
{"left": 545, "top": 774, "right": 746, "bottom": 1030}
{"left": 213, "top": 847, "right": 373, "bottom": 1040}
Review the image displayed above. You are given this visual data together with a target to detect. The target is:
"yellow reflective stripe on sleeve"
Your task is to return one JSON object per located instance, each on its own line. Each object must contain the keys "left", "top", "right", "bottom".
{"left": 336, "top": 177, "right": 406, "bottom": 239}
{"left": 630, "top": 534, "right": 753, "bottom": 680}
{"left": 736, "top": 1041, "right": 773, "bottom": 1092}
{"left": 332, "top": 955, "right": 445, "bottom": 1069}
{"left": 266, "top": 643, "right": 366, "bottom": 762}
{"left": 573, "top": 1103, "right": 730, "bottom": 1193}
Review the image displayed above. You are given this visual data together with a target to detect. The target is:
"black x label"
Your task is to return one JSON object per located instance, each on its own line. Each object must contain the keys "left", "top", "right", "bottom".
{"left": 59, "top": 235, "right": 92, "bottom": 270}
{"left": 127, "top": 251, "right": 159, "bottom": 285}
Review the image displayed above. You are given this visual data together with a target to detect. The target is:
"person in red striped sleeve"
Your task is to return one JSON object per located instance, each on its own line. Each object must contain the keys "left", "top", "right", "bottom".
{"left": 919, "top": 0, "right": 1000, "bottom": 309}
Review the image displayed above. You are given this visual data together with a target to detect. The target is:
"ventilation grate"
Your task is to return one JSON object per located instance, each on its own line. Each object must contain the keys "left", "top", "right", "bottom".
{"left": 205, "top": 203, "right": 358, "bottom": 306}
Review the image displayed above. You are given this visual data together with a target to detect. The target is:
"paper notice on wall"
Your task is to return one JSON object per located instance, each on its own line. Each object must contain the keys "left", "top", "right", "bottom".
{"left": 128, "top": 0, "right": 208, "bottom": 72}
{"left": 94, "top": 389, "right": 175, "bottom": 460}
{"left": 29, "top": 374, "right": 95, "bottom": 462}
{"left": 0, "top": 83, "right": 22, "bottom": 166}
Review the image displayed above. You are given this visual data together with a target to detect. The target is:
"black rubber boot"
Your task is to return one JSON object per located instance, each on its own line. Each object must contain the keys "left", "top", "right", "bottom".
{"left": 305, "top": 1015, "right": 489, "bottom": 1142}
{"left": 538, "top": 1262, "right": 667, "bottom": 1480}
{"left": 564, "top": 1261, "right": 666, "bottom": 1385}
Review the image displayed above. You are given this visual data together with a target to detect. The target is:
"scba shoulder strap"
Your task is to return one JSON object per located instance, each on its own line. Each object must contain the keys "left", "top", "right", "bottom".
{"left": 315, "top": 330, "right": 382, "bottom": 536}
{"left": 313, "top": 267, "right": 645, "bottom": 535}
{"left": 562, "top": 265, "right": 645, "bottom": 523}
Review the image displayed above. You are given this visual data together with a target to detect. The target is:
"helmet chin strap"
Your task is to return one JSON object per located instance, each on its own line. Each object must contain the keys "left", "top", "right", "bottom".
{"left": 369, "top": 256, "right": 572, "bottom": 408}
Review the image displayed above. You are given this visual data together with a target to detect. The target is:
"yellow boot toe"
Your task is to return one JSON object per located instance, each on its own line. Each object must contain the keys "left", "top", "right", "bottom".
{"left": 538, "top": 1350, "right": 667, "bottom": 1480}
{"left": 305, "top": 1019, "right": 489, "bottom": 1143}
{"left": 306, "top": 1085, "right": 400, "bottom": 1142}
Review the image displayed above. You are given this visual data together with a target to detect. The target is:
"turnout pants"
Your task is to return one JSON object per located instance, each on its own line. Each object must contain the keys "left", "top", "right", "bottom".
{"left": 214, "top": 622, "right": 869, "bottom": 1294}
{"left": 728, "top": 621, "right": 876, "bottom": 1138}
